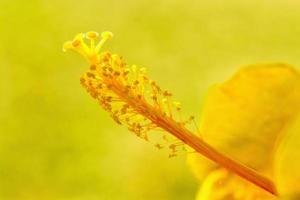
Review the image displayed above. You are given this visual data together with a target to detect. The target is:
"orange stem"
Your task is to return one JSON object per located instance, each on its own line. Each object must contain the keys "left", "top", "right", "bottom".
{"left": 156, "top": 116, "right": 278, "bottom": 196}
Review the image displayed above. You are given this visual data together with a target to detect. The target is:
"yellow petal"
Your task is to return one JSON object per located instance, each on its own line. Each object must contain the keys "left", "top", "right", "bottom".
{"left": 275, "top": 114, "right": 300, "bottom": 197}
{"left": 188, "top": 63, "right": 300, "bottom": 198}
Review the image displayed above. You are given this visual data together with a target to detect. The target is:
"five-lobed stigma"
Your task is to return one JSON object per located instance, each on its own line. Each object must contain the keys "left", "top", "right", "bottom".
{"left": 63, "top": 31, "right": 113, "bottom": 65}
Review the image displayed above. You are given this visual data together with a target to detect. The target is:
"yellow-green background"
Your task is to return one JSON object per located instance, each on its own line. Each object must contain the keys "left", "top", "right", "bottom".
{"left": 1, "top": 0, "right": 300, "bottom": 199}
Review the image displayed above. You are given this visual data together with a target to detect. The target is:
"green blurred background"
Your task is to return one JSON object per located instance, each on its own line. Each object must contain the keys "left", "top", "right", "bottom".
{"left": 1, "top": 0, "right": 300, "bottom": 199}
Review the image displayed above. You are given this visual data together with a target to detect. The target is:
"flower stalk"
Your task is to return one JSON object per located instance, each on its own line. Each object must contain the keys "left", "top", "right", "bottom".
{"left": 63, "top": 31, "right": 278, "bottom": 196}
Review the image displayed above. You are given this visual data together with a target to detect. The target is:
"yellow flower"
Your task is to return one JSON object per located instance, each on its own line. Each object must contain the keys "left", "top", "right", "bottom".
{"left": 188, "top": 64, "right": 300, "bottom": 199}
{"left": 64, "top": 31, "right": 300, "bottom": 199}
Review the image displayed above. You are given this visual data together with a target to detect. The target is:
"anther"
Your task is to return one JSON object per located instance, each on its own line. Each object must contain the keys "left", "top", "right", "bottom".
{"left": 108, "top": 67, "right": 113, "bottom": 72}
{"left": 173, "top": 101, "right": 182, "bottom": 110}
{"left": 155, "top": 144, "right": 164, "bottom": 149}
{"left": 151, "top": 94, "right": 158, "bottom": 101}
{"left": 97, "top": 84, "right": 103, "bottom": 89}
{"left": 72, "top": 39, "right": 81, "bottom": 47}
{"left": 137, "top": 94, "right": 142, "bottom": 100}
{"left": 80, "top": 77, "right": 86, "bottom": 84}
{"left": 163, "top": 91, "right": 172, "bottom": 97}
{"left": 90, "top": 65, "right": 96, "bottom": 70}
{"left": 114, "top": 71, "right": 121, "bottom": 76}
{"left": 86, "top": 72, "right": 95, "bottom": 78}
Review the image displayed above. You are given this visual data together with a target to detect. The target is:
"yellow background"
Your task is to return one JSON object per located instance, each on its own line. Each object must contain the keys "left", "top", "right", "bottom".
{"left": 1, "top": 0, "right": 300, "bottom": 199}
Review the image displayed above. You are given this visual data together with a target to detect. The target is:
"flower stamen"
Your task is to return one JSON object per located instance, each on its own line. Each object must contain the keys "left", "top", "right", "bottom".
{"left": 64, "top": 31, "right": 278, "bottom": 196}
